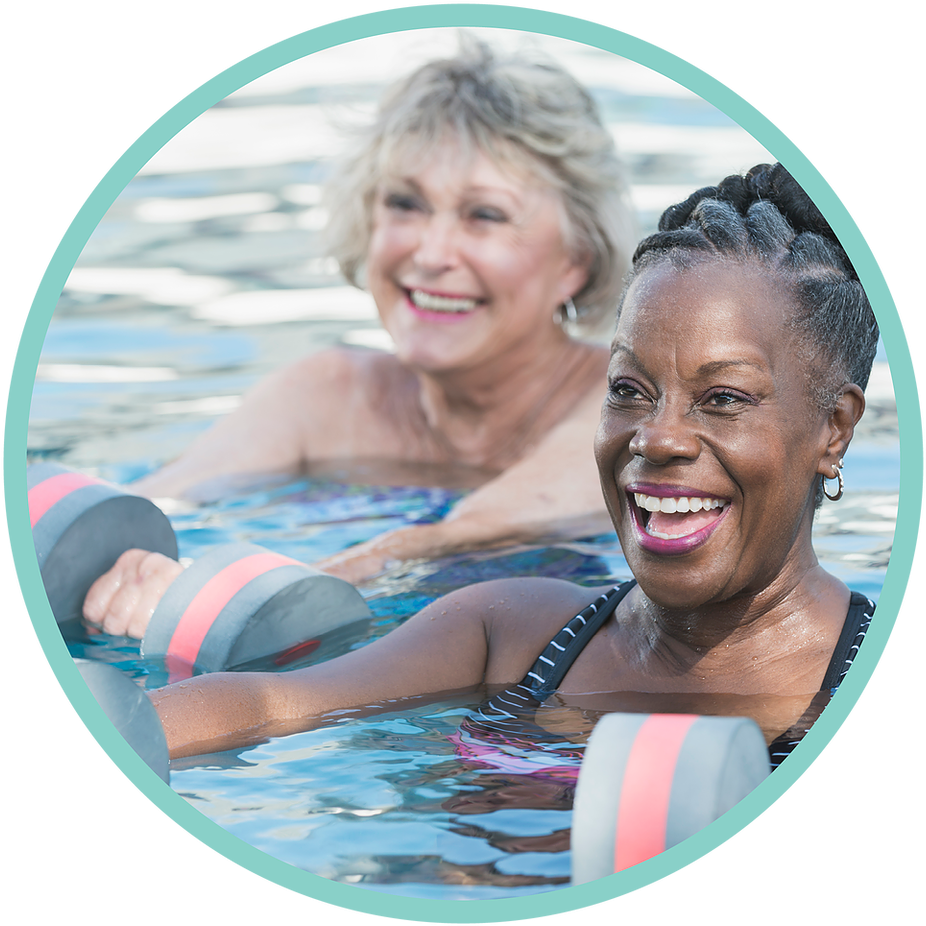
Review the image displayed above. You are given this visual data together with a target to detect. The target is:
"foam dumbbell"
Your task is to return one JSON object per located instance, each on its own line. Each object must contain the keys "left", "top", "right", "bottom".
{"left": 75, "top": 659, "right": 170, "bottom": 783}
{"left": 28, "top": 461, "right": 178, "bottom": 629}
{"left": 142, "top": 541, "right": 372, "bottom": 680}
{"left": 570, "top": 713, "right": 770, "bottom": 884}
{"left": 29, "top": 464, "right": 373, "bottom": 677}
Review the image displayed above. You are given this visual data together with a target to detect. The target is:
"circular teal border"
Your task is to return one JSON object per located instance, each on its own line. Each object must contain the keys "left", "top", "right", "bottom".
{"left": 6, "top": 4, "right": 920, "bottom": 922}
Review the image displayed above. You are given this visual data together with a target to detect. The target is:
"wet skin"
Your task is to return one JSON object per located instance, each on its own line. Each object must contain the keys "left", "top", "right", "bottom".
{"left": 594, "top": 259, "right": 864, "bottom": 649}
{"left": 147, "top": 259, "right": 866, "bottom": 760}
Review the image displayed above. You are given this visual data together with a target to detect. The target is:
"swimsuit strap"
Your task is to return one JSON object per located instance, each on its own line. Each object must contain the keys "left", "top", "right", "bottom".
{"left": 821, "top": 591, "right": 875, "bottom": 690}
{"left": 526, "top": 580, "right": 636, "bottom": 702}
{"left": 769, "top": 590, "right": 875, "bottom": 769}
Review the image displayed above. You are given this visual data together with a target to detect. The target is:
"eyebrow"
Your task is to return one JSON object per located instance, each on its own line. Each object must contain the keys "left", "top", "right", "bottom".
{"left": 610, "top": 344, "right": 765, "bottom": 376}
{"left": 385, "top": 176, "right": 522, "bottom": 202}
{"left": 696, "top": 359, "right": 765, "bottom": 375}
{"left": 383, "top": 176, "right": 423, "bottom": 193}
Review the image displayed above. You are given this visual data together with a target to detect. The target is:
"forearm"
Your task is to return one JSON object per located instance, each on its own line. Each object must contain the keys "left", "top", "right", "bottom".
{"left": 149, "top": 671, "right": 313, "bottom": 759}
{"left": 313, "top": 503, "right": 610, "bottom": 584}
{"left": 149, "top": 588, "right": 496, "bottom": 759}
{"left": 311, "top": 520, "right": 499, "bottom": 584}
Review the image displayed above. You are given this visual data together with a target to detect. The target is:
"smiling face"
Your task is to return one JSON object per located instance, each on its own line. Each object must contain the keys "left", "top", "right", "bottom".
{"left": 365, "top": 139, "right": 589, "bottom": 374}
{"left": 594, "top": 259, "right": 837, "bottom": 610}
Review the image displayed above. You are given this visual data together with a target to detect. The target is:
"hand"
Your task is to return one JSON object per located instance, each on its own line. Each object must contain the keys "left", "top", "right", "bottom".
{"left": 313, "top": 546, "right": 391, "bottom": 585}
{"left": 83, "top": 549, "right": 186, "bottom": 639}
{"left": 312, "top": 522, "right": 456, "bottom": 585}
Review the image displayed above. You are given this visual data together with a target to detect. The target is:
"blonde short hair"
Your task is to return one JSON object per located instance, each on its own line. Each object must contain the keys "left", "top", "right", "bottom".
{"left": 324, "top": 36, "right": 635, "bottom": 331}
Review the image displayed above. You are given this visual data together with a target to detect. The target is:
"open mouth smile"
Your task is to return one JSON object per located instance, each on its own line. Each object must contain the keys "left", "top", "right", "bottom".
{"left": 627, "top": 486, "right": 730, "bottom": 555}
{"left": 406, "top": 288, "right": 481, "bottom": 315}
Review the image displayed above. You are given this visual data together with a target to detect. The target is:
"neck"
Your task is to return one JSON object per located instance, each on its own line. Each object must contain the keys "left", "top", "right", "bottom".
{"left": 629, "top": 558, "right": 849, "bottom": 685}
{"left": 414, "top": 335, "right": 605, "bottom": 469}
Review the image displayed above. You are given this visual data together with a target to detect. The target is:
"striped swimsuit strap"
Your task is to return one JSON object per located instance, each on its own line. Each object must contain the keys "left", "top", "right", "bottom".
{"left": 768, "top": 590, "right": 875, "bottom": 769}
{"left": 523, "top": 581, "right": 637, "bottom": 702}
{"left": 471, "top": 581, "right": 636, "bottom": 734}
{"left": 821, "top": 591, "right": 875, "bottom": 690}
{"left": 519, "top": 583, "right": 871, "bottom": 701}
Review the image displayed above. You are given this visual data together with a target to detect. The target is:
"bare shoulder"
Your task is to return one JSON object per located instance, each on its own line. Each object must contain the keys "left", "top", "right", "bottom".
{"left": 272, "top": 346, "right": 402, "bottom": 394}
{"left": 266, "top": 347, "right": 416, "bottom": 458}
{"left": 432, "top": 575, "right": 606, "bottom": 615}
{"left": 422, "top": 577, "right": 616, "bottom": 684}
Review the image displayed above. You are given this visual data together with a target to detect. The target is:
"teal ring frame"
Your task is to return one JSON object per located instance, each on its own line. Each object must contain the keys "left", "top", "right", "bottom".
{"left": 5, "top": 5, "right": 920, "bottom": 921}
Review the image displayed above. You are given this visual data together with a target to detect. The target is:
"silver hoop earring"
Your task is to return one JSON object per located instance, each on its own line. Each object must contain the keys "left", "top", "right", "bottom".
{"left": 561, "top": 297, "right": 578, "bottom": 325}
{"left": 823, "top": 458, "right": 844, "bottom": 502}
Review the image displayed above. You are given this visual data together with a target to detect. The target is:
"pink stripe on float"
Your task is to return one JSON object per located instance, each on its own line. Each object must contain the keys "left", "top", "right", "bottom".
{"left": 165, "top": 552, "right": 302, "bottom": 670}
{"left": 28, "top": 472, "right": 101, "bottom": 528}
{"left": 614, "top": 714, "right": 698, "bottom": 871}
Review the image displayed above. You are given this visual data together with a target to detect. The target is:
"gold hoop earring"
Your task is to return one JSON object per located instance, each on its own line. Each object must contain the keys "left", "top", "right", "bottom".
{"left": 823, "top": 458, "right": 844, "bottom": 501}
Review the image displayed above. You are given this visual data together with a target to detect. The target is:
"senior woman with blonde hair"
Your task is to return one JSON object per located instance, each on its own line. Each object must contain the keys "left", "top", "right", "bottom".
{"left": 83, "top": 36, "right": 637, "bottom": 638}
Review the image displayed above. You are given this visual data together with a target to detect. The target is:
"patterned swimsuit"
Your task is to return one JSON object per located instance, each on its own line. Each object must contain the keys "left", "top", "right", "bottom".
{"left": 453, "top": 582, "right": 874, "bottom": 774}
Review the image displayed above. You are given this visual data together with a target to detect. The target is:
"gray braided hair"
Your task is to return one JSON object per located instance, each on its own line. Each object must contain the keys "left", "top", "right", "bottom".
{"left": 625, "top": 163, "right": 879, "bottom": 411}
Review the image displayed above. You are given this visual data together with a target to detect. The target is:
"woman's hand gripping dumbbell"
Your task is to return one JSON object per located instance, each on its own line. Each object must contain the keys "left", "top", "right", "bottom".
{"left": 29, "top": 463, "right": 372, "bottom": 679}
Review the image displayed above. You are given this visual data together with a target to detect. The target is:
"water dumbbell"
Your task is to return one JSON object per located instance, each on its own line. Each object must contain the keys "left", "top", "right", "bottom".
{"left": 571, "top": 713, "right": 770, "bottom": 883}
{"left": 75, "top": 659, "right": 170, "bottom": 783}
{"left": 142, "top": 541, "right": 372, "bottom": 681}
{"left": 28, "top": 463, "right": 373, "bottom": 677}
{"left": 28, "top": 461, "right": 178, "bottom": 628}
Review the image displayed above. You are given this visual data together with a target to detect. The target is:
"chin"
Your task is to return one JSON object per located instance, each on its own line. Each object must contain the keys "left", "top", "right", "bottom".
{"left": 394, "top": 344, "right": 460, "bottom": 373}
{"left": 622, "top": 546, "right": 730, "bottom": 611}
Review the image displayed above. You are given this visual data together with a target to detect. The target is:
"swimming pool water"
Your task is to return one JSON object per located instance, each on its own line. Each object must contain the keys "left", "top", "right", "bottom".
{"left": 26, "top": 29, "right": 899, "bottom": 897}
{"left": 170, "top": 699, "right": 585, "bottom": 898}
{"left": 41, "top": 444, "right": 898, "bottom": 897}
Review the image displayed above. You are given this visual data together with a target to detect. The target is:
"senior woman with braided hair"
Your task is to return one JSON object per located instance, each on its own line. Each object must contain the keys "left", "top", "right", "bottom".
{"left": 83, "top": 38, "right": 636, "bottom": 637}
{"left": 143, "top": 163, "right": 876, "bottom": 772}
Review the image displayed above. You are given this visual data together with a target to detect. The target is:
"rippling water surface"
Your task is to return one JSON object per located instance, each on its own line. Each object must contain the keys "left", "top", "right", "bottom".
{"left": 27, "top": 29, "right": 898, "bottom": 897}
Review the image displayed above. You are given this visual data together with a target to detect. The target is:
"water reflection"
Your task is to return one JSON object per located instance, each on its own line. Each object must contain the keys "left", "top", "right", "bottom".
{"left": 28, "top": 29, "right": 898, "bottom": 898}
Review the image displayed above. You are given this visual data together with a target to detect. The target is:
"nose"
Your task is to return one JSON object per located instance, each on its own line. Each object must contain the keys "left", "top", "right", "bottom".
{"left": 412, "top": 213, "right": 461, "bottom": 274}
{"left": 628, "top": 401, "right": 701, "bottom": 465}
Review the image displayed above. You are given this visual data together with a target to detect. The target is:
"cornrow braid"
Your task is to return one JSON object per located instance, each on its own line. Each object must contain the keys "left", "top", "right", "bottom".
{"left": 626, "top": 163, "right": 878, "bottom": 405}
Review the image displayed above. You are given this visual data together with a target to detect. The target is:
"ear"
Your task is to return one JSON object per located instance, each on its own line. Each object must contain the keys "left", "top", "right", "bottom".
{"left": 816, "top": 384, "right": 866, "bottom": 478}
{"left": 557, "top": 249, "right": 593, "bottom": 306}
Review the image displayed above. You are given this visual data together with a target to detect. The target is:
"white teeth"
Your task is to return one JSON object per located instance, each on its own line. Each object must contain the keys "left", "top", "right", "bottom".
{"left": 409, "top": 290, "right": 478, "bottom": 312}
{"left": 633, "top": 492, "right": 727, "bottom": 514}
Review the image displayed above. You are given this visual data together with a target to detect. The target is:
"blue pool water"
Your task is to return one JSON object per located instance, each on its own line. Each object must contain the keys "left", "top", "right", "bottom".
{"left": 45, "top": 453, "right": 896, "bottom": 896}
{"left": 26, "top": 29, "right": 899, "bottom": 897}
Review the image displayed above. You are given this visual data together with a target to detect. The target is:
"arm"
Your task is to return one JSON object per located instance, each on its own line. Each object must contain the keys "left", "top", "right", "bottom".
{"left": 148, "top": 577, "right": 581, "bottom": 759}
{"left": 85, "top": 357, "right": 607, "bottom": 631}
{"left": 313, "top": 386, "right": 612, "bottom": 584}
{"left": 83, "top": 349, "right": 371, "bottom": 637}
{"left": 131, "top": 349, "right": 356, "bottom": 500}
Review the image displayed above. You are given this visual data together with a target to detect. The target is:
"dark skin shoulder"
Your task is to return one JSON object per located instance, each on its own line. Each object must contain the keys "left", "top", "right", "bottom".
{"left": 151, "top": 576, "right": 611, "bottom": 759}
{"left": 477, "top": 578, "right": 618, "bottom": 685}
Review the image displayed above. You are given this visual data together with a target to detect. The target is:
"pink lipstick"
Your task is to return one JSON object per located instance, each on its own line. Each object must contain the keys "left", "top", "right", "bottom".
{"left": 626, "top": 484, "right": 731, "bottom": 556}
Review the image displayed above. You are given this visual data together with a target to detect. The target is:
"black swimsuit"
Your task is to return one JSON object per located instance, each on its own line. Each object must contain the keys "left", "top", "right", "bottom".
{"left": 467, "top": 581, "right": 874, "bottom": 770}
